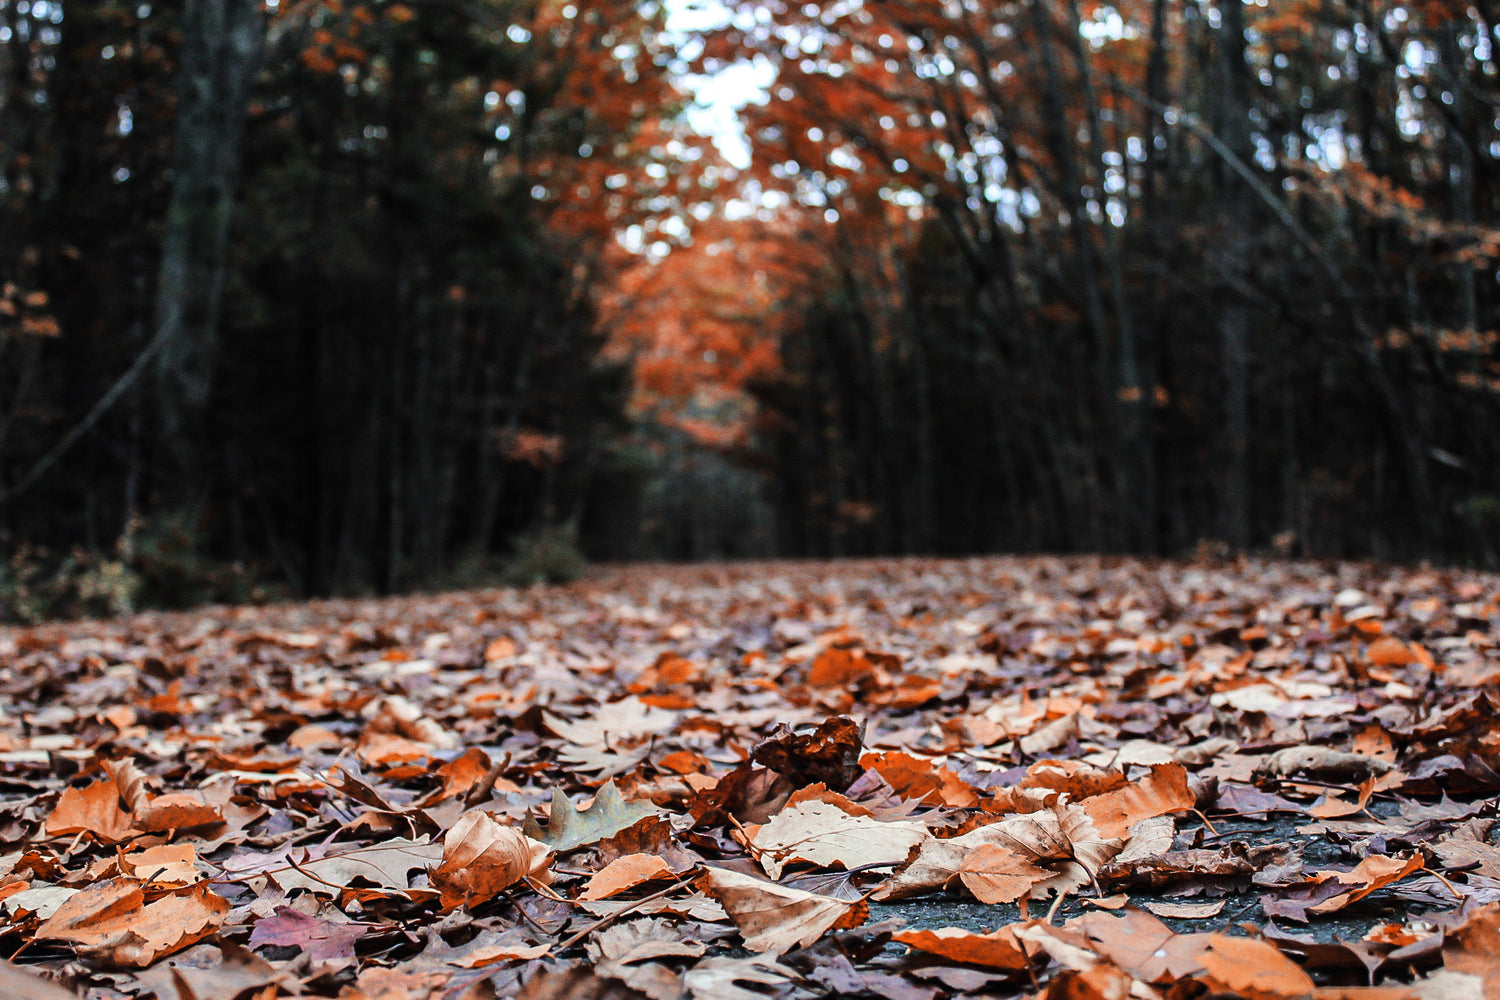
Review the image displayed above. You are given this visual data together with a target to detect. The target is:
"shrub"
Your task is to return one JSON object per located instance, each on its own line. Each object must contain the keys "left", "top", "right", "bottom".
{"left": 504, "top": 522, "right": 588, "bottom": 585}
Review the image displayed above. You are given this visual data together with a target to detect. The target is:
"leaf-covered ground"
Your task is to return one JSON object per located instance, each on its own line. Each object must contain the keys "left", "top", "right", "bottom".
{"left": 3, "top": 555, "right": 1500, "bottom": 999}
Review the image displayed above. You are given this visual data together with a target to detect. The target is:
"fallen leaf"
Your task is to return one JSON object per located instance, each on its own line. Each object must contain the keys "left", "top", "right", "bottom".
{"left": 0, "top": 960, "right": 80, "bottom": 1000}
{"left": 1139, "top": 898, "right": 1226, "bottom": 918}
{"left": 247, "top": 905, "right": 371, "bottom": 965}
{"left": 958, "top": 844, "right": 1055, "bottom": 904}
{"left": 44, "top": 779, "right": 135, "bottom": 843}
{"left": 430, "top": 811, "right": 552, "bottom": 909}
{"left": 891, "top": 925, "right": 1032, "bottom": 970}
{"left": 699, "top": 865, "right": 866, "bottom": 954}
{"left": 1081, "top": 763, "right": 1195, "bottom": 840}
{"left": 749, "top": 795, "right": 927, "bottom": 879}
{"left": 1196, "top": 933, "right": 1317, "bottom": 1000}
{"left": 33, "top": 878, "right": 228, "bottom": 967}
{"left": 523, "top": 781, "right": 661, "bottom": 853}
{"left": 580, "top": 853, "right": 676, "bottom": 900}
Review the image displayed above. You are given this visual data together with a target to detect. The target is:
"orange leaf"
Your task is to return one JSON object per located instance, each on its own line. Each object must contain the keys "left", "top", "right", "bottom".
{"left": 892, "top": 926, "right": 1031, "bottom": 970}
{"left": 579, "top": 853, "right": 675, "bottom": 900}
{"left": 1081, "top": 763, "right": 1194, "bottom": 840}
{"left": 45, "top": 779, "right": 136, "bottom": 843}
{"left": 34, "top": 878, "right": 228, "bottom": 967}
{"left": 1366, "top": 636, "right": 1415, "bottom": 667}
{"left": 958, "top": 844, "right": 1054, "bottom": 904}
{"left": 1196, "top": 934, "right": 1316, "bottom": 1000}
{"left": 807, "top": 647, "right": 875, "bottom": 688}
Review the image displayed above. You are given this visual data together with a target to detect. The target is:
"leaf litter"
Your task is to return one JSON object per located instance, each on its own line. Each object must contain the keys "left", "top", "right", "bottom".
{"left": 1, "top": 555, "right": 1500, "bottom": 996}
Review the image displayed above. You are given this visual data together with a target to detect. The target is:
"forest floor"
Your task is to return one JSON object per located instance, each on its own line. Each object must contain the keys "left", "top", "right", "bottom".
{"left": 3, "top": 555, "right": 1500, "bottom": 999}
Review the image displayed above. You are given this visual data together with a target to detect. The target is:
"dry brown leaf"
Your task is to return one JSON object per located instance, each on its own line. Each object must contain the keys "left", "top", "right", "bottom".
{"left": 1196, "top": 933, "right": 1317, "bottom": 1000}
{"left": 891, "top": 925, "right": 1032, "bottom": 970}
{"left": 1081, "top": 763, "right": 1194, "bottom": 840}
{"left": 44, "top": 779, "right": 136, "bottom": 843}
{"left": 100, "top": 758, "right": 223, "bottom": 832}
{"left": 1306, "top": 854, "right": 1425, "bottom": 915}
{"left": 430, "top": 811, "right": 552, "bottom": 909}
{"left": 118, "top": 844, "right": 201, "bottom": 885}
{"left": 957, "top": 844, "right": 1055, "bottom": 904}
{"left": 0, "top": 960, "right": 81, "bottom": 1000}
{"left": 1139, "top": 899, "right": 1227, "bottom": 918}
{"left": 579, "top": 853, "right": 676, "bottom": 900}
{"left": 33, "top": 878, "right": 228, "bottom": 967}
{"left": 698, "top": 865, "right": 866, "bottom": 954}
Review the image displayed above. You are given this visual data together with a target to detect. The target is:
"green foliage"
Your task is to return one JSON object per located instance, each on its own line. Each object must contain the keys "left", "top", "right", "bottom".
{"left": 0, "top": 510, "right": 287, "bottom": 622}
{"left": 504, "top": 523, "right": 589, "bottom": 586}
{"left": 121, "top": 508, "right": 280, "bottom": 609}
{"left": 0, "top": 541, "right": 142, "bottom": 623}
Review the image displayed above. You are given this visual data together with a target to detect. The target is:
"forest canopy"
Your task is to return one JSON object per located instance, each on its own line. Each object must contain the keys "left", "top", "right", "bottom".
{"left": 2, "top": 0, "right": 1499, "bottom": 616}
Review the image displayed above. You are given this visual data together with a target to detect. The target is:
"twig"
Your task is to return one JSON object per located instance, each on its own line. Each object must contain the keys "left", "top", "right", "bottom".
{"left": 552, "top": 871, "right": 700, "bottom": 953}
{"left": 1190, "top": 808, "right": 1219, "bottom": 838}
{"left": 506, "top": 889, "right": 554, "bottom": 935}
{"left": 1423, "top": 865, "right": 1467, "bottom": 904}
{"left": 465, "top": 753, "right": 512, "bottom": 808}
{"left": 524, "top": 876, "right": 571, "bottom": 903}
{"left": 284, "top": 852, "right": 349, "bottom": 893}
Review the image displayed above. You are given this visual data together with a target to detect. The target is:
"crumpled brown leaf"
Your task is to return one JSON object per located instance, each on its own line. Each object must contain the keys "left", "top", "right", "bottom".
{"left": 698, "top": 865, "right": 866, "bottom": 954}
{"left": 430, "top": 810, "right": 552, "bottom": 909}
{"left": 33, "top": 878, "right": 228, "bottom": 967}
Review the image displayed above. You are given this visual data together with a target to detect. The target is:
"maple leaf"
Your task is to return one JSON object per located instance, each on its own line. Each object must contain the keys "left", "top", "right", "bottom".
{"left": 523, "top": 780, "right": 661, "bottom": 853}
{"left": 699, "top": 865, "right": 867, "bottom": 955}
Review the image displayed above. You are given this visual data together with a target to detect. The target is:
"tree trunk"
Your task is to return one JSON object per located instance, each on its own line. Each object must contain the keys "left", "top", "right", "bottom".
{"left": 151, "top": 0, "right": 264, "bottom": 501}
{"left": 1215, "top": 0, "right": 1255, "bottom": 551}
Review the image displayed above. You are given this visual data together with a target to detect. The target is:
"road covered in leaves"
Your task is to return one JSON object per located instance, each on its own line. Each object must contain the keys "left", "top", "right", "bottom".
{"left": 3, "top": 556, "right": 1500, "bottom": 999}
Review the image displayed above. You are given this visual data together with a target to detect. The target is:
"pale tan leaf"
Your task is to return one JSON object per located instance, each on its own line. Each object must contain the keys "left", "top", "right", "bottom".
{"left": 699, "top": 866, "right": 866, "bottom": 955}
{"left": 749, "top": 797, "right": 926, "bottom": 879}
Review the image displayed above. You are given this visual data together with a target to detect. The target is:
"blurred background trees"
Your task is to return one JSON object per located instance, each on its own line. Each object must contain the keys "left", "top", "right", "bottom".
{"left": 1, "top": 0, "right": 1498, "bottom": 618}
